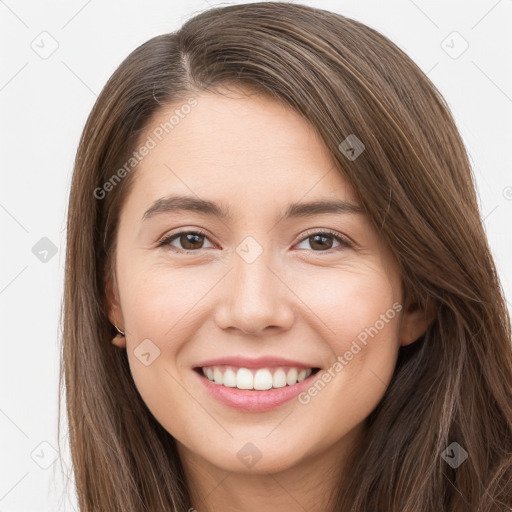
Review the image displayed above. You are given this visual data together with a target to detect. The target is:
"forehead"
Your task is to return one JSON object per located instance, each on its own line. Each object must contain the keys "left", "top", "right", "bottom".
{"left": 127, "top": 87, "right": 359, "bottom": 213}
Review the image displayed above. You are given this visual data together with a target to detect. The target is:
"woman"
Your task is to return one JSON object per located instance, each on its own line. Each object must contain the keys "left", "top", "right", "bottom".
{"left": 60, "top": 2, "right": 512, "bottom": 510}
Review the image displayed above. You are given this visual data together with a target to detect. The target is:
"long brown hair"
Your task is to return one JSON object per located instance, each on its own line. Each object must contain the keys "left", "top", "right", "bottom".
{"left": 59, "top": 2, "right": 512, "bottom": 510}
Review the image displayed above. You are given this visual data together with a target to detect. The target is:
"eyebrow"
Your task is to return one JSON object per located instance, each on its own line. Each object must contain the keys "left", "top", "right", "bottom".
{"left": 141, "top": 194, "right": 363, "bottom": 222}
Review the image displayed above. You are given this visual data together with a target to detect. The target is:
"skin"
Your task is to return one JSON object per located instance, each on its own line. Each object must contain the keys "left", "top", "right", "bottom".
{"left": 106, "top": 86, "right": 433, "bottom": 512}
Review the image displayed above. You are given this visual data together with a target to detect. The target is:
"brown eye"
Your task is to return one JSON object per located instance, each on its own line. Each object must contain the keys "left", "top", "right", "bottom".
{"left": 157, "top": 230, "right": 214, "bottom": 252}
{"left": 295, "top": 230, "right": 352, "bottom": 252}
{"left": 309, "top": 234, "right": 334, "bottom": 250}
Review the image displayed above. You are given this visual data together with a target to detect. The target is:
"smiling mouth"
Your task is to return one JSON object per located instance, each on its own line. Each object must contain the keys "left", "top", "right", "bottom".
{"left": 194, "top": 365, "right": 321, "bottom": 391}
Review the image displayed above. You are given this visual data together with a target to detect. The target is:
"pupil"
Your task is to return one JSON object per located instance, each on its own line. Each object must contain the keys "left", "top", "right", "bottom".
{"left": 183, "top": 233, "right": 202, "bottom": 249}
{"left": 311, "top": 234, "right": 332, "bottom": 250}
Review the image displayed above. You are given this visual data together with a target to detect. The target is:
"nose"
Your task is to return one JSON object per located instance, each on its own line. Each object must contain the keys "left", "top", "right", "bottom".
{"left": 214, "top": 245, "right": 295, "bottom": 336}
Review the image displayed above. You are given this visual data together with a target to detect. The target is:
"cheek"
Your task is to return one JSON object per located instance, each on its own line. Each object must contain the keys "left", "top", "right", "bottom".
{"left": 298, "top": 263, "right": 402, "bottom": 406}
{"left": 297, "top": 304, "right": 401, "bottom": 451}
{"left": 115, "top": 261, "right": 196, "bottom": 419}
{"left": 119, "top": 259, "right": 214, "bottom": 339}
{"left": 299, "top": 260, "right": 400, "bottom": 347}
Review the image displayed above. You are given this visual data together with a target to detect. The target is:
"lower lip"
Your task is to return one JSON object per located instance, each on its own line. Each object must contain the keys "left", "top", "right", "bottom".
{"left": 194, "top": 369, "right": 320, "bottom": 412}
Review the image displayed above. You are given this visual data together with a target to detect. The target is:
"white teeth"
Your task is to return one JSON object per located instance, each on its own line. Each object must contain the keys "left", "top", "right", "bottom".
{"left": 272, "top": 369, "right": 287, "bottom": 388}
{"left": 223, "top": 368, "right": 237, "bottom": 387}
{"left": 236, "top": 368, "right": 253, "bottom": 389}
{"left": 286, "top": 368, "right": 298, "bottom": 386}
{"left": 254, "top": 369, "right": 273, "bottom": 390}
{"left": 201, "top": 365, "right": 315, "bottom": 390}
{"left": 213, "top": 367, "right": 224, "bottom": 385}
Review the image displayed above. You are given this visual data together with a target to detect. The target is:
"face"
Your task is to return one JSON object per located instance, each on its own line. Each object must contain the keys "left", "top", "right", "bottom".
{"left": 107, "top": 86, "right": 429, "bottom": 476}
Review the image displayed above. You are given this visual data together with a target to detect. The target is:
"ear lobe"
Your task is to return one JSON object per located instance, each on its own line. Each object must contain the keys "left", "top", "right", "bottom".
{"left": 399, "top": 296, "right": 436, "bottom": 346}
{"left": 111, "top": 333, "right": 126, "bottom": 349}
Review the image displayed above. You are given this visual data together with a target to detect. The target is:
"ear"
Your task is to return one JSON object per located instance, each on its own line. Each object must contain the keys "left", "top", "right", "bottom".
{"left": 105, "top": 265, "right": 126, "bottom": 349}
{"left": 399, "top": 294, "right": 436, "bottom": 346}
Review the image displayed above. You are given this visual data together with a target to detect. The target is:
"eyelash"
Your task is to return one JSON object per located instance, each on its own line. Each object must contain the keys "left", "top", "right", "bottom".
{"left": 156, "top": 228, "right": 353, "bottom": 254}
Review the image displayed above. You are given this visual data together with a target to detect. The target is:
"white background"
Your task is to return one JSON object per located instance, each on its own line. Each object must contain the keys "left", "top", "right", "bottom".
{"left": 0, "top": 0, "right": 511, "bottom": 510}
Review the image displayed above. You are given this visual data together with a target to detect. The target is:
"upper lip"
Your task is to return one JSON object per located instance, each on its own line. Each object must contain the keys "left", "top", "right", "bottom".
{"left": 194, "top": 356, "right": 319, "bottom": 369}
